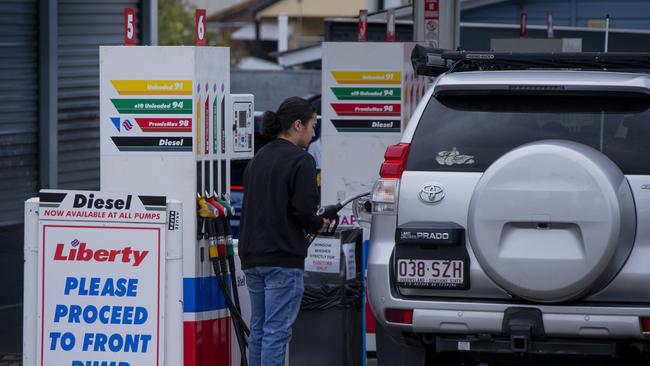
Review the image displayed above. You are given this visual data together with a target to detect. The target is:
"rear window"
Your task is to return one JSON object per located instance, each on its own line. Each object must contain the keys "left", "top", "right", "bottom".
{"left": 406, "top": 94, "right": 650, "bottom": 175}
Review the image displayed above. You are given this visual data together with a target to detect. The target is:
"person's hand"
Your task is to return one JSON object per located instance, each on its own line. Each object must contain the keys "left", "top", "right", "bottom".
{"left": 318, "top": 218, "right": 331, "bottom": 233}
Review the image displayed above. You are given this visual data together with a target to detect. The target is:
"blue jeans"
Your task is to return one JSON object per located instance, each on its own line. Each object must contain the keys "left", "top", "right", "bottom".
{"left": 244, "top": 266, "right": 304, "bottom": 366}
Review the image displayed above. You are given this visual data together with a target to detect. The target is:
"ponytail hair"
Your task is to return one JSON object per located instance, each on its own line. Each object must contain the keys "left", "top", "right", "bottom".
{"left": 261, "top": 110, "right": 281, "bottom": 137}
{"left": 261, "top": 96, "right": 315, "bottom": 138}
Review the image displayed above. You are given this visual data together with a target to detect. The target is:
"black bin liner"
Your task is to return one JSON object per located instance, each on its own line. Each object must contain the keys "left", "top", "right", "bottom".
{"left": 289, "top": 228, "right": 364, "bottom": 366}
{"left": 300, "top": 280, "right": 363, "bottom": 310}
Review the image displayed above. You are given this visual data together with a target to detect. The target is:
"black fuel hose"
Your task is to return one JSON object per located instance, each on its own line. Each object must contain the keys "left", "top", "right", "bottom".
{"left": 208, "top": 218, "right": 249, "bottom": 366}
{"left": 212, "top": 259, "right": 248, "bottom": 366}
{"left": 211, "top": 196, "right": 244, "bottom": 318}
{"left": 213, "top": 219, "right": 250, "bottom": 336}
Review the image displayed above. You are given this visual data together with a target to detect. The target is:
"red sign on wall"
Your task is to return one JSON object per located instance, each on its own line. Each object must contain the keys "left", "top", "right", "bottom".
{"left": 358, "top": 9, "right": 368, "bottom": 42}
{"left": 520, "top": 12, "right": 528, "bottom": 38}
{"left": 423, "top": 0, "right": 440, "bottom": 44}
{"left": 424, "top": 0, "right": 439, "bottom": 20}
{"left": 124, "top": 8, "right": 136, "bottom": 46}
{"left": 195, "top": 9, "right": 207, "bottom": 46}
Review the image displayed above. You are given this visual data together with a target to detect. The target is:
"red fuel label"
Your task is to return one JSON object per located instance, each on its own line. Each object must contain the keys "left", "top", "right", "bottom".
{"left": 135, "top": 118, "right": 192, "bottom": 132}
{"left": 331, "top": 103, "right": 401, "bottom": 117}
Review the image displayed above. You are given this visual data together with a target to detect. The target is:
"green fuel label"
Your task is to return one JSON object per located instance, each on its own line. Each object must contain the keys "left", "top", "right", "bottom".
{"left": 111, "top": 99, "right": 193, "bottom": 114}
{"left": 331, "top": 87, "right": 401, "bottom": 101}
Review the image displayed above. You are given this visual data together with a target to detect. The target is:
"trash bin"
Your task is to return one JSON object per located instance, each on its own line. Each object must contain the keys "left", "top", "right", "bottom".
{"left": 289, "top": 227, "right": 364, "bottom": 366}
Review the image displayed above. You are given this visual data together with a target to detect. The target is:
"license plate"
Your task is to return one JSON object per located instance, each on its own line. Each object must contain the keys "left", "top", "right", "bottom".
{"left": 397, "top": 259, "right": 465, "bottom": 287}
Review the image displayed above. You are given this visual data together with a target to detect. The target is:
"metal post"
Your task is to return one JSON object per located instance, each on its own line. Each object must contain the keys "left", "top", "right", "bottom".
{"left": 439, "top": 0, "right": 460, "bottom": 50}
{"left": 142, "top": 0, "right": 158, "bottom": 45}
{"left": 278, "top": 14, "right": 288, "bottom": 53}
{"left": 413, "top": 0, "right": 424, "bottom": 42}
{"left": 254, "top": 20, "right": 261, "bottom": 57}
{"left": 384, "top": 0, "right": 402, "bottom": 8}
{"left": 39, "top": 0, "right": 58, "bottom": 189}
{"left": 604, "top": 14, "right": 610, "bottom": 52}
{"left": 366, "top": 0, "right": 379, "bottom": 12}
{"left": 570, "top": 0, "right": 577, "bottom": 27}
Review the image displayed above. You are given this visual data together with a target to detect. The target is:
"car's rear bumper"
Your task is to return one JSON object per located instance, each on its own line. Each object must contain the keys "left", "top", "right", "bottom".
{"left": 368, "top": 262, "right": 650, "bottom": 340}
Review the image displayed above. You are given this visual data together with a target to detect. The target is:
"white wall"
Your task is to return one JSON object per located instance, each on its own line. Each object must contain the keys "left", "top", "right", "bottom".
{"left": 186, "top": 0, "right": 240, "bottom": 16}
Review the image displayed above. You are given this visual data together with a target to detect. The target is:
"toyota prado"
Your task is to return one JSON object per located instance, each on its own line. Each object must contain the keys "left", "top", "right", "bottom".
{"left": 367, "top": 47, "right": 650, "bottom": 365}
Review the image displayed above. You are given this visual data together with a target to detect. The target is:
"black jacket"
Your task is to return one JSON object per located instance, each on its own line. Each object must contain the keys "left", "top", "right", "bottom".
{"left": 239, "top": 138, "right": 323, "bottom": 269}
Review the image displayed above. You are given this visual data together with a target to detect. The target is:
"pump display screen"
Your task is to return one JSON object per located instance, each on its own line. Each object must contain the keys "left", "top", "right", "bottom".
{"left": 233, "top": 100, "right": 254, "bottom": 154}
{"left": 238, "top": 111, "right": 247, "bottom": 128}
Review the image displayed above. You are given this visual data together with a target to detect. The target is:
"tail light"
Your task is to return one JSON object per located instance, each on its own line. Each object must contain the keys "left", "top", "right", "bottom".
{"left": 372, "top": 143, "right": 409, "bottom": 214}
{"left": 371, "top": 179, "right": 398, "bottom": 213}
{"left": 379, "top": 143, "right": 410, "bottom": 179}
{"left": 385, "top": 308, "right": 413, "bottom": 324}
{"left": 642, "top": 317, "right": 650, "bottom": 332}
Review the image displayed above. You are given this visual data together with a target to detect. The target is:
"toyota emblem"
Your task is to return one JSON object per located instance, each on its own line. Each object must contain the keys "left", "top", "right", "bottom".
{"left": 419, "top": 184, "right": 445, "bottom": 204}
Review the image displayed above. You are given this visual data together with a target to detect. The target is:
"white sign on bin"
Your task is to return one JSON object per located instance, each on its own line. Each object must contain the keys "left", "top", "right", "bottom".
{"left": 305, "top": 237, "right": 341, "bottom": 273}
{"left": 37, "top": 190, "right": 167, "bottom": 366}
{"left": 342, "top": 243, "right": 356, "bottom": 280}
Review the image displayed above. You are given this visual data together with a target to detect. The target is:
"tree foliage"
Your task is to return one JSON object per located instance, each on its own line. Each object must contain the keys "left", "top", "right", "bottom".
{"left": 158, "top": 0, "right": 195, "bottom": 45}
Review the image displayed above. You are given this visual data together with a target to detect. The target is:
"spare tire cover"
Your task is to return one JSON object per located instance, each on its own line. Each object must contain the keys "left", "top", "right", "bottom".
{"left": 468, "top": 140, "right": 635, "bottom": 303}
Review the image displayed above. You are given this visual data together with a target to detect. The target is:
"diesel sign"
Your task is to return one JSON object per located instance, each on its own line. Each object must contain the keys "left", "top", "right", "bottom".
{"left": 159, "top": 138, "right": 185, "bottom": 146}
{"left": 73, "top": 193, "right": 132, "bottom": 210}
{"left": 110, "top": 136, "right": 193, "bottom": 152}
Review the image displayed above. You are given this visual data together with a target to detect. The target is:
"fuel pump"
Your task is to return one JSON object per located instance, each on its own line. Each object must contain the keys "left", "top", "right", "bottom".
{"left": 100, "top": 46, "right": 255, "bottom": 365}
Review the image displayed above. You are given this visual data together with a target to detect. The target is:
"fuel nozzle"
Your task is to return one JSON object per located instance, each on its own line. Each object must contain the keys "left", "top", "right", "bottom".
{"left": 197, "top": 194, "right": 213, "bottom": 217}
{"left": 316, "top": 202, "right": 343, "bottom": 237}
{"left": 215, "top": 194, "right": 234, "bottom": 218}
{"left": 206, "top": 193, "right": 231, "bottom": 244}
{"left": 306, "top": 191, "right": 371, "bottom": 244}
{"left": 198, "top": 194, "right": 221, "bottom": 261}
{"left": 206, "top": 192, "right": 227, "bottom": 217}
{"left": 214, "top": 194, "right": 234, "bottom": 249}
{"left": 197, "top": 194, "right": 216, "bottom": 240}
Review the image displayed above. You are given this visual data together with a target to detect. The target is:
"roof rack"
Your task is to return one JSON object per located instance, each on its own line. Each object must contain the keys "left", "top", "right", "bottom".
{"left": 411, "top": 44, "right": 650, "bottom": 77}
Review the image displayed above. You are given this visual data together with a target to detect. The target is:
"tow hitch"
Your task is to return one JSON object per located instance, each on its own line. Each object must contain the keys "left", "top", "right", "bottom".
{"left": 504, "top": 307, "right": 545, "bottom": 353}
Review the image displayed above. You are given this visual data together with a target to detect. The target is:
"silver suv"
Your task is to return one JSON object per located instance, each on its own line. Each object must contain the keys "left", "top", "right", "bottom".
{"left": 368, "top": 48, "right": 650, "bottom": 365}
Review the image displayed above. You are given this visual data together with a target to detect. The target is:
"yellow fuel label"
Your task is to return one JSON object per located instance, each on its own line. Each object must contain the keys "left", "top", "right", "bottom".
{"left": 331, "top": 71, "right": 401, "bottom": 85}
{"left": 111, "top": 80, "right": 193, "bottom": 95}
